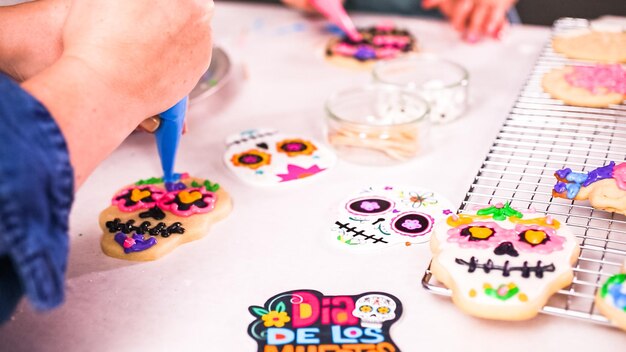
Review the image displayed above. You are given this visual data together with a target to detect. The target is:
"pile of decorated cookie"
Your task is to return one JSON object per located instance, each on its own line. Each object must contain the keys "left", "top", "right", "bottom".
{"left": 542, "top": 24, "right": 626, "bottom": 107}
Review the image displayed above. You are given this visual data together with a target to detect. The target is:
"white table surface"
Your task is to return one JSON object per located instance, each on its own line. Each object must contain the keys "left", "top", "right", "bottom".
{"left": 1, "top": 2, "right": 624, "bottom": 351}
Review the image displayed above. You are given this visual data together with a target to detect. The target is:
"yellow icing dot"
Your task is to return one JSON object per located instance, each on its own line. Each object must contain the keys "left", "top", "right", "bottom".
{"left": 483, "top": 283, "right": 492, "bottom": 290}
{"left": 469, "top": 289, "right": 477, "bottom": 298}
{"left": 178, "top": 190, "right": 203, "bottom": 204}
{"left": 507, "top": 283, "right": 516, "bottom": 289}
{"left": 518, "top": 293, "right": 528, "bottom": 302}
{"left": 469, "top": 227, "right": 493, "bottom": 240}
{"left": 524, "top": 230, "right": 547, "bottom": 245}
{"left": 130, "top": 189, "right": 150, "bottom": 202}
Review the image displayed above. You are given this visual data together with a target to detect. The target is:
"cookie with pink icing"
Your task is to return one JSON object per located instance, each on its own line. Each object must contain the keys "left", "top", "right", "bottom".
{"left": 99, "top": 174, "right": 232, "bottom": 261}
{"left": 553, "top": 161, "right": 626, "bottom": 216}
{"left": 430, "top": 203, "right": 580, "bottom": 320}
{"left": 542, "top": 64, "right": 626, "bottom": 107}
{"left": 325, "top": 22, "right": 417, "bottom": 68}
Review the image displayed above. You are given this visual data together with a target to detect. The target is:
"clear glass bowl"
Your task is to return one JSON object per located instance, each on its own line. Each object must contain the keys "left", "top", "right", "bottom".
{"left": 373, "top": 55, "right": 469, "bottom": 124}
{"left": 325, "top": 84, "right": 430, "bottom": 165}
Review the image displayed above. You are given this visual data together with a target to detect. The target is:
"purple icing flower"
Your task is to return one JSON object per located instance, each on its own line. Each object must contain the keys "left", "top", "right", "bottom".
{"left": 401, "top": 219, "right": 422, "bottom": 230}
{"left": 114, "top": 233, "right": 157, "bottom": 254}
{"left": 165, "top": 181, "right": 187, "bottom": 192}
{"left": 354, "top": 46, "right": 377, "bottom": 61}
{"left": 555, "top": 168, "right": 572, "bottom": 180}
{"left": 583, "top": 161, "right": 615, "bottom": 187}
{"left": 360, "top": 201, "right": 381, "bottom": 212}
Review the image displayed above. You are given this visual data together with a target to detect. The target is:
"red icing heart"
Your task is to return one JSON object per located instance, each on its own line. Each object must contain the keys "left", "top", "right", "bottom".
{"left": 123, "top": 237, "right": 136, "bottom": 249}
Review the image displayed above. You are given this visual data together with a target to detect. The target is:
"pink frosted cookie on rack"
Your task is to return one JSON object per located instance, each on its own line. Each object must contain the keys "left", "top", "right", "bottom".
{"left": 541, "top": 64, "right": 626, "bottom": 107}
{"left": 325, "top": 22, "right": 417, "bottom": 69}
{"left": 595, "top": 259, "right": 626, "bottom": 331}
{"left": 99, "top": 174, "right": 232, "bottom": 261}
{"left": 552, "top": 161, "right": 626, "bottom": 216}
{"left": 430, "top": 203, "right": 580, "bottom": 320}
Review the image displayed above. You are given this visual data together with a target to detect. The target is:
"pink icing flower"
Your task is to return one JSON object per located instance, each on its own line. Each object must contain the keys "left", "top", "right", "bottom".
{"left": 111, "top": 185, "right": 166, "bottom": 212}
{"left": 372, "top": 35, "right": 410, "bottom": 48}
{"left": 565, "top": 64, "right": 626, "bottom": 95}
{"left": 157, "top": 187, "right": 216, "bottom": 217}
{"left": 360, "top": 201, "right": 381, "bottom": 212}
{"left": 402, "top": 219, "right": 422, "bottom": 230}
{"left": 612, "top": 162, "right": 626, "bottom": 191}
{"left": 513, "top": 224, "right": 565, "bottom": 254}
{"left": 447, "top": 222, "right": 514, "bottom": 249}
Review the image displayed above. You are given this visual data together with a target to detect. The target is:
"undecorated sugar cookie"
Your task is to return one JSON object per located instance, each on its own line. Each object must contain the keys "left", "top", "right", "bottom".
{"left": 430, "top": 203, "right": 580, "bottom": 320}
{"left": 224, "top": 128, "right": 336, "bottom": 187}
{"left": 552, "top": 30, "right": 626, "bottom": 63}
{"left": 325, "top": 22, "right": 417, "bottom": 69}
{"left": 595, "top": 259, "right": 626, "bottom": 331}
{"left": 542, "top": 64, "right": 625, "bottom": 107}
{"left": 331, "top": 185, "right": 452, "bottom": 250}
{"left": 553, "top": 161, "right": 626, "bottom": 216}
{"left": 99, "top": 174, "right": 232, "bottom": 261}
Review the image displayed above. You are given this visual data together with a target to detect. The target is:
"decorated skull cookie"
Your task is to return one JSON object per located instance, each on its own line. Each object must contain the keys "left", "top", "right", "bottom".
{"left": 352, "top": 294, "right": 398, "bottom": 329}
{"left": 430, "top": 203, "right": 580, "bottom": 320}
{"left": 99, "top": 174, "right": 232, "bottom": 261}
{"left": 332, "top": 185, "right": 453, "bottom": 249}
{"left": 595, "top": 259, "right": 626, "bottom": 331}
{"left": 224, "top": 128, "right": 336, "bottom": 186}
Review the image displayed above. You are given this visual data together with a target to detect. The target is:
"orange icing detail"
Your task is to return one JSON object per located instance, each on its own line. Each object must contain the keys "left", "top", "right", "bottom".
{"left": 469, "top": 289, "right": 477, "bottom": 298}
{"left": 509, "top": 217, "right": 561, "bottom": 229}
{"left": 178, "top": 191, "right": 203, "bottom": 204}
{"left": 524, "top": 230, "right": 547, "bottom": 245}
{"left": 469, "top": 227, "right": 493, "bottom": 240}
{"left": 130, "top": 189, "right": 151, "bottom": 202}
{"left": 518, "top": 293, "right": 528, "bottom": 302}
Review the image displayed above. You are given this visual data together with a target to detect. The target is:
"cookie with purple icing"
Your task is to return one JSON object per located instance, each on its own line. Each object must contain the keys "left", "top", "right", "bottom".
{"left": 553, "top": 161, "right": 626, "bottom": 215}
{"left": 99, "top": 173, "right": 232, "bottom": 261}
{"left": 325, "top": 22, "right": 417, "bottom": 68}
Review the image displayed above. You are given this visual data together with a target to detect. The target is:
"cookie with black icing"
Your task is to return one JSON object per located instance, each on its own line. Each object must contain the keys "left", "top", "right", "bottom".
{"left": 98, "top": 173, "right": 232, "bottom": 261}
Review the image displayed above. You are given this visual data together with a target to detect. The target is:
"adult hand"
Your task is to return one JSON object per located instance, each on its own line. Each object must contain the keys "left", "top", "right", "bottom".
{"left": 423, "top": 0, "right": 516, "bottom": 42}
{"left": 21, "top": 0, "right": 214, "bottom": 187}
{"left": 0, "top": 0, "right": 69, "bottom": 81}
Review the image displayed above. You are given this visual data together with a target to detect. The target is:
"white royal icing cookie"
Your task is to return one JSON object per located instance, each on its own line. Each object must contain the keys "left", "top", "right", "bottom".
{"left": 331, "top": 185, "right": 453, "bottom": 250}
{"left": 430, "top": 203, "right": 580, "bottom": 320}
{"left": 224, "top": 129, "right": 336, "bottom": 187}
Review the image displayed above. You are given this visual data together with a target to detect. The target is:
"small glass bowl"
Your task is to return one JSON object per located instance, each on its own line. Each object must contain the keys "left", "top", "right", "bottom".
{"left": 373, "top": 55, "right": 469, "bottom": 124}
{"left": 325, "top": 84, "right": 430, "bottom": 165}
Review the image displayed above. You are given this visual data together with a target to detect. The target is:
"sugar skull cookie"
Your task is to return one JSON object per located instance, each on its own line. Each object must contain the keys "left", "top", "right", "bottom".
{"left": 553, "top": 161, "right": 626, "bottom": 216}
{"left": 224, "top": 129, "right": 336, "bottom": 187}
{"left": 325, "top": 22, "right": 417, "bottom": 69}
{"left": 430, "top": 203, "right": 580, "bottom": 320}
{"left": 331, "top": 185, "right": 453, "bottom": 250}
{"left": 542, "top": 64, "right": 625, "bottom": 108}
{"left": 99, "top": 174, "right": 232, "bottom": 261}
{"left": 595, "top": 259, "right": 626, "bottom": 331}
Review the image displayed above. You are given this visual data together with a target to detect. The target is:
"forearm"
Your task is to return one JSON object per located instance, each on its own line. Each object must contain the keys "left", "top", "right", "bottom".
{"left": 0, "top": 0, "right": 67, "bottom": 81}
{"left": 21, "top": 56, "right": 146, "bottom": 188}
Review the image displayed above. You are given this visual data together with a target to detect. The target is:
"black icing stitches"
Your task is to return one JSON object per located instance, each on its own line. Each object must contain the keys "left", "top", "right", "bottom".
{"left": 105, "top": 218, "right": 185, "bottom": 238}
{"left": 455, "top": 256, "right": 556, "bottom": 279}
{"left": 139, "top": 206, "right": 166, "bottom": 220}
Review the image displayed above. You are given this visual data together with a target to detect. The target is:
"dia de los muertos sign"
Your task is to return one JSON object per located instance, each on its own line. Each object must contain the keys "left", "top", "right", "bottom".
{"left": 248, "top": 290, "right": 403, "bottom": 352}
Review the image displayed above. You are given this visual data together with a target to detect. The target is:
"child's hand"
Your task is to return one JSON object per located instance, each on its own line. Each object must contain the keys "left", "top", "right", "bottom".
{"left": 423, "top": 0, "right": 516, "bottom": 42}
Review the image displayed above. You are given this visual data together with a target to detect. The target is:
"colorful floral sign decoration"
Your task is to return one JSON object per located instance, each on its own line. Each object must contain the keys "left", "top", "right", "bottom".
{"left": 248, "top": 290, "right": 403, "bottom": 352}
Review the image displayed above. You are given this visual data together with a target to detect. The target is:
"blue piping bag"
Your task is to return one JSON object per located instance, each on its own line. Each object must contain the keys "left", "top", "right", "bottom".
{"left": 154, "top": 97, "right": 187, "bottom": 183}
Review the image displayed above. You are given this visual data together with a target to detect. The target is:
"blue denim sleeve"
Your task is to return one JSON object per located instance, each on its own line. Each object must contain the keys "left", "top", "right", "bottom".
{"left": 0, "top": 73, "right": 74, "bottom": 323}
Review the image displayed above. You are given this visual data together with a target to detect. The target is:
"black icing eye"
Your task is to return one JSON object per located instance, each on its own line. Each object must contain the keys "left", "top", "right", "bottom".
{"left": 391, "top": 212, "right": 433, "bottom": 236}
{"left": 518, "top": 230, "right": 550, "bottom": 246}
{"left": 346, "top": 197, "right": 394, "bottom": 216}
{"left": 461, "top": 226, "right": 495, "bottom": 241}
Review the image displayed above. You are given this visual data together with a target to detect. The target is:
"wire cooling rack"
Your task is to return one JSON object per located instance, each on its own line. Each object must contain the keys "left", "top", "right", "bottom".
{"left": 421, "top": 18, "right": 626, "bottom": 326}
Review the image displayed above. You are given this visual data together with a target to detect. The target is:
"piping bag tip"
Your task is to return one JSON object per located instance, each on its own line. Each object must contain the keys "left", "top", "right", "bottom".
{"left": 154, "top": 97, "right": 188, "bottom": 184}
{"left": 309, "top": 0, "right": 361, "bottom": 42}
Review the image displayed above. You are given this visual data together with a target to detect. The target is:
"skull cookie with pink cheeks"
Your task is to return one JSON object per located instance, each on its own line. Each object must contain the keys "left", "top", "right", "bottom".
{"left": 99, "top": 174, "right": 232, "bottom": 261}
{"left": 224, "top": 128, "right": 336, "bottom": 187}
{"left": 332, "top": 185, "right": 453, "bottom": 250}
{"left": 430, "top": 203, "right": 580, "bottom": 320}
